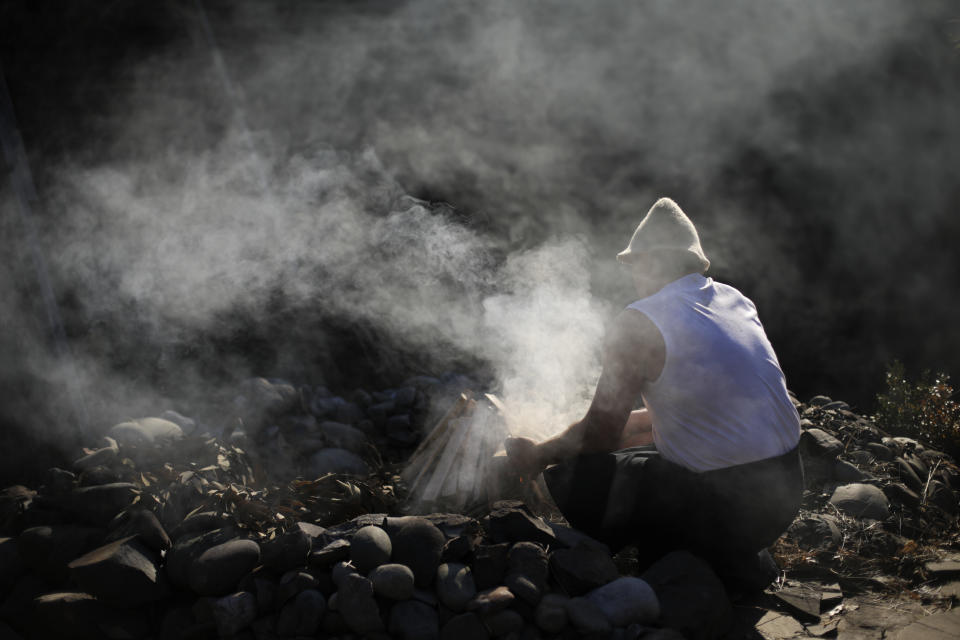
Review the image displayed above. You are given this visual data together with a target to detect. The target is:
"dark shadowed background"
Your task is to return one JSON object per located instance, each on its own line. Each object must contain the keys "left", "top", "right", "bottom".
{"left": 2, "top": 0, "right": 959, "bottom": 483}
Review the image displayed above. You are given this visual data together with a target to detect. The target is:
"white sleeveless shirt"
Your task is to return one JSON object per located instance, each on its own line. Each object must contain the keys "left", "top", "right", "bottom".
{"left": 627, "top": 274, "right": 800, "bottom": 472}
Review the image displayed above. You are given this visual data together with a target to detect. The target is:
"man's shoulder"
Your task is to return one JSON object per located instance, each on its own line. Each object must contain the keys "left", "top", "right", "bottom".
{"left": 609, "top": 308, "right": 665, "bottom": 356}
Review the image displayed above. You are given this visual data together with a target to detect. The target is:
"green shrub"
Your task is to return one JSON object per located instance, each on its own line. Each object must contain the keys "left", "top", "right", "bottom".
{"left": 874, "top": 360, "right": 960, "bottom": 456}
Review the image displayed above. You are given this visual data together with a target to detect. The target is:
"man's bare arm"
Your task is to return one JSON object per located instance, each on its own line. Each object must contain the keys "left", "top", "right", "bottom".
{"left": 515, "top": 309, "right": 665, "bottom": 470}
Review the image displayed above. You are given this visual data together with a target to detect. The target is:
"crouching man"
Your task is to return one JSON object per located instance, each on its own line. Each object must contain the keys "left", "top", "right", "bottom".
{"left": 506, "top": 197, "right": 802, "bottom": 591}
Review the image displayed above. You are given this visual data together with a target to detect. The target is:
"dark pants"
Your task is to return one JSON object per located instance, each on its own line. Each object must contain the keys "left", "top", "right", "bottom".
{"left": 544, "top": 445, "right": 802, "bottom": 577}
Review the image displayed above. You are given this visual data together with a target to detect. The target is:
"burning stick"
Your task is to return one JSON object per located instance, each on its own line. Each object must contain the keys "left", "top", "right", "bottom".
{"left": 402, "top": 391, "right": 554, "bottom": 514}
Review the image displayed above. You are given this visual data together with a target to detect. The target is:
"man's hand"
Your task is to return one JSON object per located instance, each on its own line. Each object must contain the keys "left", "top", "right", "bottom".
{"left": 504, "top": 436, "right": 545, "bottom": 479}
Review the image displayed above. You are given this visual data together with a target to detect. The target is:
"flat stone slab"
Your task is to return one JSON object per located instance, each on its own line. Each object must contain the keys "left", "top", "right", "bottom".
{"left": 891, "top": 609, "right": 960, "bottom": 639}
{"left": 770, "top": 583, "right": 821, "bottom": 620}
{"left": 926, "top": 560, "right": 960, "bottom": 577}
{"left": 755, "top": 610, "right": 806, "bottom": 639}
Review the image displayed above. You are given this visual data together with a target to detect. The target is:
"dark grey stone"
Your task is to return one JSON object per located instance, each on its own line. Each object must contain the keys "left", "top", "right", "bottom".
{"left": 72, "top": 440, "right": 118, "bottom": 472}
{"left": 485, "top": 503, "right": 556, "bottom": 546}
{"left": 787, "top": 514, "right": 842, "bottom": 549}
{"left": 295, "top": 521, "right": 327, "bottom": 540}
{"left": 105, "top": 508, "right": 171, "bottom": 552}
{"left": 40, "top": 467, "right": 76, "bottom": 495}
{"left": 441, "top": 612, "right": 490, "bottom": 640}
{"left": 386, "top": 415, "right": 418, "bottom": 446}
{"left": 834, "top": 459, "right": 872, "bottom": 482}
{"left": 586, "top": 577, "right": 659, "bottom": 627}
{"left": 849, "top": 450, "right": 875, "bottom": 465}
{"left": 565, "top": 596, "right": 611, "bottom": 635}
{"left": 108, "top": 417, "right": 184, "bottom": 447}
{"left": 212, "top": 591, "right": 257, "bottom": 637}
{"left": 31, "top": 592, "right": 112, "bottom": 640}
{"left": 165, "top": 527, "right": 238, "bottom": 589}
{"left": 318, "top": 421, "right": 369, "bottom": 454}
{"left": 467, "top": 586, "right": 515, "bottom": 615}
{"left": 170, "top": 511, "right": 232, "bottom": 539}
{"left": 436, "top": 562, "right": 477, "bottom": 612}
{"left": 800, "top": 428, "right": 843, "bottom": 458}
{"left": 158, "top": 606, "right": 196, "bottom": 640}
{"left": 337, "top": 573, "right": 384, "bottom": 633}
{"left": 928, "top": 481, "right": 958, "bottom": 516}
{"left": 534, "top": 593, "right": 569, "bottom": 634}
{"left": 385, "top": 516, "right": 446, "bottom": 588}
{"left": 68, "top": 535, "right": 166, "bottom": 605}
{"left": 305, "top": 447, "right": 370, "bottom": 477}
{"left": 830, "top": 483, "right": 890, "bottom": 520}
{"left": 351, "top": 525, "right": 392, "bottom": 573}
{"left": 370, "top": 563, "right": 416, "bottom": 600}
{"left": 897, "top": 457, "right": 925, "bottom": 493}
{"left": 17, "top": 525, "right": 105, "bottom": 581}
{"left": 822, "top": 401, "right": 850, "bottom": 411}
{"left": 310, "top": 538, "right": 350, "bottom": 568}
{"left": 277, "top": 570, "right": 319, "bottom": 606}
{"left": 65, "top": 483, "right": 138, "bottom": 526}
{"left": 483, "top": 609, "right": 524, "bottom": 636}
{"left": 335, "top": 400, "right": 366, "bottom": 425}
{"left": 549, "top": 543, "right": 620, "bottom": 596}
{"left": 641, "top": 551, "right": 732, "bottom": 640}
{"left": 863, "top": 442, "right": 893, "bottom": 462}
{"left": 187, "top": 538, "right": 261, "bottom": 596}
{"left": 905, "top": 452, "right": 930, "bottom": 478}
{"left": 277, "top": 589, "right": 325, "bottom": 637}
{"left": 0, "top": 537, "right": 25, "bottom": 594}
{"left": 547, "top": 523, "right": 610, "bottom": 553}
{"left": 261, "top": 528, "right": 311, "bottom": 572}
{"left": 473, "top": 543, "right": 511, "bottom": 591}
{"left": 504, "top": 542, "right": 548, "bottom": 605}
{"left": 884, "top": 482, "right": 921, "bottom": 509}
{"left": 441, "top": 534, "right": 478, "bottom": 563}
{"left": 331, "top": 560, "right": 358, "bottom": 586}
{"left": 423, "top": 513, "right": 479, "bottom": 539}
{"left": 389, "top": 599, "right": 440, "bottom": 640}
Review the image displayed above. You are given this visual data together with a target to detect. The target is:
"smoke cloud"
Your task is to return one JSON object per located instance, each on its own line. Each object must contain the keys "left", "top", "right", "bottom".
{"left": 2, "top": 0, "right": 959, "bottom": 467}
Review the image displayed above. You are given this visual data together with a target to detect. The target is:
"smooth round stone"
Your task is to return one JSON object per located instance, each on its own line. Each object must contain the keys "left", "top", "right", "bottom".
{"left": 370, "top": 563, "right": 415, "bottom": 600}
{"left": 388, "top": 599, "right": 439, "bottom": 640}
{"left": 351, "top": 526, "right": 392, "bottom": 573}
{"left": 306, "top": 448, "right": 370, "bottom": 477}
{"left": 337, "top": 573, "right": 384, "bottom": 634}
{"left": 440, "top": 612, "right": 488, "bottom": 640}
{"left": 834, "top": 459, "right": 872, "bottom": 482}
{"left": 277, "top": 589, "right": 326, "bottom": 637}
{"left": 565, "top": 596, "right": 611, "bottom": 635}
{"left": 332, "top": 561, "right": 358, "bottom": 587}
{"left": 467, "top": 585, "right": 514, "bottom": 614}
{"left": 435, "top": 563, "right": 476, "bottom": 612}
{"left": 384, "top": 516, "right": 446, "bottom": 588}
{"left": 829, "top": 483, "right": 890, "bottom": 520}
{"left": 108, "top": 418, "right": 183, "bottom": 447}
{"left": 482, "top": 609, "right": 523, "bottom": 636}
{"left": 187, "top": 539, "right": 261, "bottom": 596}
{"left": 535, "top": 593, "right": 569, "bottom": 634}
{"left": 585, "top": 576, "right": 660, "bottom": 627}
{"left": 211, "top": 591, "right": 257, "bottom": 637}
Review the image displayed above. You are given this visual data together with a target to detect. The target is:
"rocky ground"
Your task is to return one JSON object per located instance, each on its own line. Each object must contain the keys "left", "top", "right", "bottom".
{"left": 1, "top": 379, "right": 959, "bottom": 639}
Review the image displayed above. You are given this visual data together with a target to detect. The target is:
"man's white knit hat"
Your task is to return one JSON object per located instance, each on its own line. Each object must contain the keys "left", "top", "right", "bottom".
{"left": 616, "top": 197, "right": 710, "bottom": 271}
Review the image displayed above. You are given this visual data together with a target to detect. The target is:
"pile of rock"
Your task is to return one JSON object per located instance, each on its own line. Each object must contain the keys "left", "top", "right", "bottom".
{"left": 3, "top": 381, "right": 960, "bottom": 640}
{"left": 779, "top": 392, "right": 960, "bottom": 583}
{"left": 229, "top": 376, "right": 447, "bottom": 479}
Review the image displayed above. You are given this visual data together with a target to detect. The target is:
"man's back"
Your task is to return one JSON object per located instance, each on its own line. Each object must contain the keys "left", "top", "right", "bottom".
{"left": 628, "top": 274, "right": 800, "bottom": 471}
